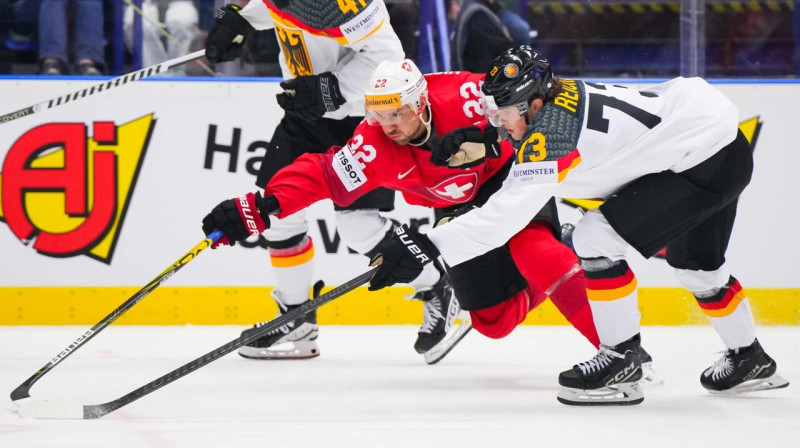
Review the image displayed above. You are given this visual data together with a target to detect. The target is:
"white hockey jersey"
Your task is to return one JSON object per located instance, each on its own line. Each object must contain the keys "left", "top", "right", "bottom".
{"left": 427, "top": 77, "right": 741, "bottom": 266}
{"left": 240, "top": 0, "right": 405, "bottom": 120}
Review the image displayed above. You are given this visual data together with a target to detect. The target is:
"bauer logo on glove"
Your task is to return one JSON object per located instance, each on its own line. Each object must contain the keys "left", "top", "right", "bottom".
{"left": 201, "top": 192, "right": 279, "bottom": 248}
{"left": 395, "top": 225, "right": 432, "bottom": 264}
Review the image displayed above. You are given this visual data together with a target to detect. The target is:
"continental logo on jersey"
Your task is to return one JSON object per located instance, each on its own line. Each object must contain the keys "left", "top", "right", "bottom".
{"left": 0, "top": 115, "right": 153, "bottom": 263}
{"left": 554, "top": 79, "right": 581, "bottom": 115}
{"left": 365, "top": 93, "right": 401, "bottom": 111}
{"left": 275, "top": 23, "right": 313, "bottom": 77}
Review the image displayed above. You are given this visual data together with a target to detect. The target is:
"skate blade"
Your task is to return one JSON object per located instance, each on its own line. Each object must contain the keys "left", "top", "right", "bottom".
{"left": 709, "top": 374, "right": 790, "bottom": 395}
{"left": 423, "top": 320, "right": 473, "bottom": 365}
{"left": 238, "top": 340, "right": 319, "bottom": 360}
{"left": 557, "top": 382, "right": 644, "bottom": 406}
{"left": 640, "top": 361, "right": 665, "bottom": 387}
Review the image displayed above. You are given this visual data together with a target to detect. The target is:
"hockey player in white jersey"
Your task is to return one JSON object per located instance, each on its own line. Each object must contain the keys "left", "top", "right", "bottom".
{"left": 204, "top": 1, "right": 462, "bottom": 361}
{"left": 368, "top": 46, "right": 789, "bottom": 404}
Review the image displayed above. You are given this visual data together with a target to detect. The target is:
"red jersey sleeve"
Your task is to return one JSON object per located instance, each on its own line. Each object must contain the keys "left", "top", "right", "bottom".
{"left": 264, "top": 122, "right": 400, "bottom": 218}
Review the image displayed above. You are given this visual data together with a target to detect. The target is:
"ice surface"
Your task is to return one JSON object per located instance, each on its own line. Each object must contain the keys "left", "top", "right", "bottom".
{"left": 1, "top": 325, "right": 798, "bottom": 447}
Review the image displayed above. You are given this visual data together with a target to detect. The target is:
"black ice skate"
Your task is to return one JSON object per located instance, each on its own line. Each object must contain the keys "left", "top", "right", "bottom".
{"left": 237, "top": 283, "right": 322, "bottom": 360}
{"left": 411, "top": 274, "right": 472, "bottom": 365}
{"left": 701, "top": 338, "right": 789, "bottom": 394}
{"left": 557, "top": 333, "right": 644, "bottom": 406}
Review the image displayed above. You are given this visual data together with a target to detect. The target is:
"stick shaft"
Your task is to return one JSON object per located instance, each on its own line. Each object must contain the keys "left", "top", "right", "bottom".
{"left": 83, "top": 268, "right": 377, "bottom": 419}
{"left": 10, "top": 230, "right": 222, "bottom": 402}
{"left": 0, "top": 50, "right": 206, "bottom": 125}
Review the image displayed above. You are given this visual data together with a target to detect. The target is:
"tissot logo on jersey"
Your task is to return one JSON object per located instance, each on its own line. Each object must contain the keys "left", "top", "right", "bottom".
{"left": 0, "top": 115, "right": 153, "bottom": 263}
{"left": 332, "top": 147, "right": 367, "bottom": 192}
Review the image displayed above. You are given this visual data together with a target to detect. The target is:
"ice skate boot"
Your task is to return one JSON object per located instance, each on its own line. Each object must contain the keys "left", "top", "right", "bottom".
{"left": 238, "top": 282, "right": 322, "bottom": 360}
{"left": 701, "top": 338, "right": 789, "bottom": 394}
{"left": 410, "top": 274, "right": 472, "bottom": 365}
{"left": 557, "top": 333, "right": 644, "bottom": 406}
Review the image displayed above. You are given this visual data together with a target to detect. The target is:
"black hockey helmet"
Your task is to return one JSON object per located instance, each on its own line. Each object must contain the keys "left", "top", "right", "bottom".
{"left": 482, "top": 46, "right": 554, "bottom": 108}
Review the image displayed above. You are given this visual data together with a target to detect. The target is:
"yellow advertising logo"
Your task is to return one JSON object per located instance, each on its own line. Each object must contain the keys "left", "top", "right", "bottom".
{"left": 0, "top": 115, "right": 154, "bottom": 263}
{"left": 365, "top": 93, "right": 401, "bottom": 110}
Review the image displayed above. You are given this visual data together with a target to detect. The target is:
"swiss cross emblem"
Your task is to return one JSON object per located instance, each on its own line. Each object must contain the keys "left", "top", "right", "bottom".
{"left": 427, "top": 172, "right": 478, "bottom": 203}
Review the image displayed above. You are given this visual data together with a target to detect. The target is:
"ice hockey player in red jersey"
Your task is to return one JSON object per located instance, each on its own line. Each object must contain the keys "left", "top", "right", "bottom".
{"left": 368, "top": 46, "right": 789, "bottom": 405}
{"left": 203, "top": 0, "right": 407, "bottom": 360}
{"left": 201, "top": 59, "right": 605, "bottom": 363}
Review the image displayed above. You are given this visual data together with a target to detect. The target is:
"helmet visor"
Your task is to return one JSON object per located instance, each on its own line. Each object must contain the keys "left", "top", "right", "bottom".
{"left": 481, "top": 95, "right": 527, "bottom": 127}
{"left": 365, "top": 104, "right": 418, "bottom": 127}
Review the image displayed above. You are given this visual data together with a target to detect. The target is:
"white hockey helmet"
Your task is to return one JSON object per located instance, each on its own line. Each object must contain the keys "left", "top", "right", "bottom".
{"left": 364, "top": 59, "right": 428, "bottom": 126}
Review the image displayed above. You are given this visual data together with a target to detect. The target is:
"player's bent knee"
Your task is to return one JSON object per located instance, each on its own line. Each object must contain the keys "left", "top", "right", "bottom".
{"left": 572, "top": 209, "right": 629, "bottom": 260}
{"left": 674, "top": 265, "right": 731, "bottom": 292}
{"left": 335, "top": 209, "right": 393, "bottom": 255}
{"left": 469, "top": 291, "right": 531, "bottom": 339}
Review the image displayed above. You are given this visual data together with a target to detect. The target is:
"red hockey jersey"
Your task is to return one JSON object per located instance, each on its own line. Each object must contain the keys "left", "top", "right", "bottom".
{"left": 265, "top": 71, "right": 516, "bottom": 218}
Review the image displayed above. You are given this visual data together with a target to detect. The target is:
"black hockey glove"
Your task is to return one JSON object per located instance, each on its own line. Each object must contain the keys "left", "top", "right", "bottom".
{"left": 431, "top": 126, "right": 502, "bottom": 169}
{"left": 202, "top": 192, "right": 279, "bottom": 248}
{"left": 369, "top": 225, "right": 440, "bottom": 291}
{"left": 276, "top": 72, "right": 346, "bottom": 123}
{"left": 205, "top": 4, "right": 255, "bottom": 63}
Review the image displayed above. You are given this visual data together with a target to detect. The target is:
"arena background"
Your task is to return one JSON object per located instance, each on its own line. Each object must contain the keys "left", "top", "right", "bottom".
{"left": 0, "top": 78, "right": 797, "bottom": 326}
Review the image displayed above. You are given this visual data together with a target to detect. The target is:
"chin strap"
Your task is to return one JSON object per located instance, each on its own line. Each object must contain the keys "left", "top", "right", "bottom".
{"left": 410, "top": 104, "right": 433, "bottom": 147}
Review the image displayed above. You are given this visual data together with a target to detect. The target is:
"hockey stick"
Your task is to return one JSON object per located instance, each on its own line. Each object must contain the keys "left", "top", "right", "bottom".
{"left": 15, "top": 267, "right": 378, "bottom": 419}
{"left": 0, "top": 49, "right": 206, "bottom": 125}
{"left": 10, "top": 230, "right": 223, "bottom": 404}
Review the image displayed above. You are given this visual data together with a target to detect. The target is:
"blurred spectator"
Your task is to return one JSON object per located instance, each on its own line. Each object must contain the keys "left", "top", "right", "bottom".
{"left": 449, "top": 0, "right": 514, "bottom": 72}
{"left": 124, "top": 0, "right": 198, "bottom": 76}
{"left": 39, "top": 0, "right": 105, "bottom": 75}
{"left": 386, "top": 0, "right": 418, "bottom": 59}
{"left": 493, "top": 1, "right": 532, "bottom": 47}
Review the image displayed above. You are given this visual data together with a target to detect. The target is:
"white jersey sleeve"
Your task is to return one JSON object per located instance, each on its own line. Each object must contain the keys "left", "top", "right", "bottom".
{"left": 240, "top": 0, "right": 274, "bottom": 30}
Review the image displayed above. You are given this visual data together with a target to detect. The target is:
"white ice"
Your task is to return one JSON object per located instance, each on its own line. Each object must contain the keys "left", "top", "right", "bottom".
{"left": 1, "top": 325, "right": 798, "bottom": 447}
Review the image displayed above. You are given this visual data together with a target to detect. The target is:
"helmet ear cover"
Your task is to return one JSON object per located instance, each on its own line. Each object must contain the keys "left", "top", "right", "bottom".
{"left": 481, "top": 46, "right": 554, "bottom": 110}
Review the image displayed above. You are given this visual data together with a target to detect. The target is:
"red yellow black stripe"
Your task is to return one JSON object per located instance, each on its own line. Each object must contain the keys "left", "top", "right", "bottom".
{"left": 696, "top": 277, "right": 746, "bottom": 317}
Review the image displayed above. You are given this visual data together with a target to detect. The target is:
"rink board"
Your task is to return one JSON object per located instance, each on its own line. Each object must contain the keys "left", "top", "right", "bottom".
{"left": 0, "top": 78, "right": 798, "bottom": 325}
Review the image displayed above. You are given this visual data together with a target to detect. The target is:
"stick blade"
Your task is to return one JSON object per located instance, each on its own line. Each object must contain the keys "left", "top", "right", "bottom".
{"left": 14, "top": 398, "right": 85, "bottom": 419}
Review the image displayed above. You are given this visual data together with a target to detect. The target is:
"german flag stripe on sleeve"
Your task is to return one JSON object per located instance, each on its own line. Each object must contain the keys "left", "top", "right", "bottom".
{"left": 557, "top": 149, "right": 582, "bottom": 182}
